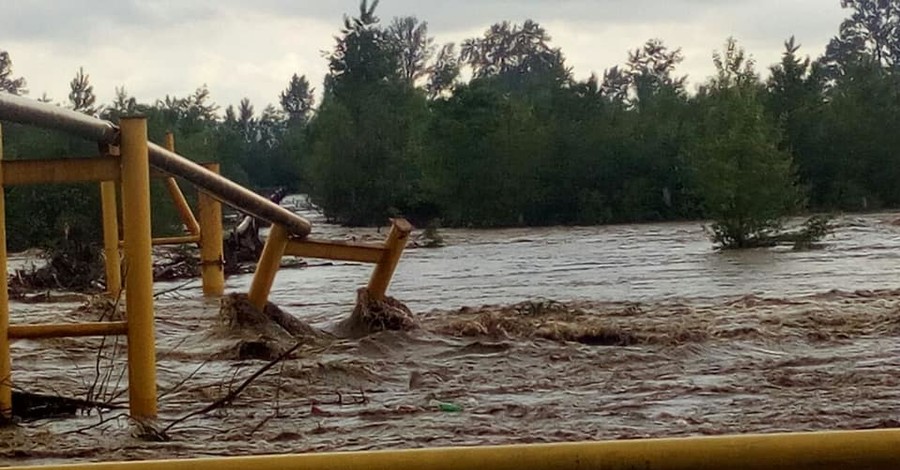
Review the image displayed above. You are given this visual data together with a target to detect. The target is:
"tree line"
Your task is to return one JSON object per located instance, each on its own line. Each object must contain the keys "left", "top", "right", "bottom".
{"left": 1, "top": 0, "right": 898, "bottom": 250}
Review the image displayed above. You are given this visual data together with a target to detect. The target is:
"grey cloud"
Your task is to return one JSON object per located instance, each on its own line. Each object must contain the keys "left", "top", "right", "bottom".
{"left": 0, "top": 0, "right": 848, "bottom": 110}
{"left": 0, "top": 1, "right": 218, "bottom": 43}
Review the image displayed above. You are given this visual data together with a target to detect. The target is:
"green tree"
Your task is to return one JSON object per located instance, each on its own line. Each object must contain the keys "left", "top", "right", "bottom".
{"left": 766, "top": 37, "right": 830, "bottom": 206}
{"left": 387, "top": 16, "right": 435, "bottom": 85}
{"left": 68, "top": 67, "right": 97, "bottom": 114}
{"left": 822, "top": 0, "right": 900, "bottom": 79}
{"left": 279, "top": 74, "right": 315, "bottom": 125}
{"left": 307, "top": 0, "right": 429, "bottom": 225}
{"left": 0, "top": 50, "right": 27, "bottom": 95}
{"left": 687, "top": 38, "right": 803, "bottom": 248}
{"left": 104, "top": 86, "right": 138, "bottom": 121}
{"left": 461, "top": 20, "right": 570, "bottom": 91}
{"left": 426, "top": 43, "right": 460, "bottom": 99}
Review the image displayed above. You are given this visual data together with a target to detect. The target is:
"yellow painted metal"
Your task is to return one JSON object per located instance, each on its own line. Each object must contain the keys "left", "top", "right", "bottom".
{"left": 163, "top": 133, "right": 201, "bottom": 236}
{"left": 153, "top": 235, "right": 200, "bottom": 246}
{"left": 367, "top": 218, "right": 413, "bottom": 300}
{"left": 0, "top": 123, "right": 11, "bottom": 419}
{"left": 9, "top": 429, "right": 900, "bottom": 470}
{"left": 284, "top": 238, "right": 385, "bottom": 263}
{"left": 248, "top": 224, "right": 289, "bottom": 311}
{"left": 198, "top": 163, "right": 225, "bottom": 297}
{"left": 117, "top": 235, "right": 201, "bottom": 248}
{"left": 119, "top": 116, "right": 157, "bottom": 419}
{"left": 8, "top": 321, "right": 128, "bottom": 340}
{"left": 1, "top": 157, "right": 120, "bottom": 186}
{"left": 101, "top": 181, "right": 122, "bottom": 297}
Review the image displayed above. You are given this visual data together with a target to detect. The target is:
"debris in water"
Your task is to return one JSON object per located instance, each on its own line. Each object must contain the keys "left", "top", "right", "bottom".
{"left": 9, "top": 237, "right": 104, "bottom": 293}
{"left": 10, "top": 391, "right": 121, "bottom": 422}
{"left": 218, "top": 293, "right": 331, "bottom": 360}
{"left": 335, "top": 288, "right": 418, "bottom": 338}
{"left": 436, "top": 402, "right": 462, "bottom": 413}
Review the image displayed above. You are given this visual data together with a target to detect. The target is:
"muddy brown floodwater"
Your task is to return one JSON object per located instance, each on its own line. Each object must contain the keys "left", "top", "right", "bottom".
{"left": 4, "top": 207, "right": 900, "bottom": 466}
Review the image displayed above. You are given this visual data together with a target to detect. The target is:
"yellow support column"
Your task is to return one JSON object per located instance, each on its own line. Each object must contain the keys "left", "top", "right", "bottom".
{"left": 100, "top": 181, "right": 121, "bottom": 297}
{"left": 119, "top": 116, "right": 157, "bottom": 419}
{"left": 0, "top": 123, "right": 11, "bottom": 420}
{"left": 163, "top": 133, "right": 200, "bottom": 236}
{"left": 247, "top": 224, "right": 288, "bottom": 311}
{"left": 367, "top": 218, "right": 413, "bottom": 301}
{"left": 198, "top": 163, "right": 225, "bottom": 297}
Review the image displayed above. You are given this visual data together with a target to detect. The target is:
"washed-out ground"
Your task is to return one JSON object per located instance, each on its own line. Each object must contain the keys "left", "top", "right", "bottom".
{"left": 3, "top": 211, "right": 900, "bottom": 466}
{"left": 3, "top": 288, "right": 900, "bottom": 466}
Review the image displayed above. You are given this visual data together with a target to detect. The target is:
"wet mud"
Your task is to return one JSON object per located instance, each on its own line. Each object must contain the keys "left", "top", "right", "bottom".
{"left": 4, "top": 211, "right": 900, "bottom": 465}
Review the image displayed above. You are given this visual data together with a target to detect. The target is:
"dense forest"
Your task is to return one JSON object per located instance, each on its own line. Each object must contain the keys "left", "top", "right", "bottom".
{"left": 0, "top": 0, "right": 898, "bottom": 250}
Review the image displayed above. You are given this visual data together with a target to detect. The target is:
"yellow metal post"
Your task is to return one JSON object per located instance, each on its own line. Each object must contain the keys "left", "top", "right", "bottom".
{"left": 367, "top": 218, "right": 412, "bottom": 301}
{"left": 119, "top": 116, "right": 157, "bottom": 419}
{"left": 0, "top": 123, "right": 11, "bottom": 420}
{"left": 197, "top": 163, "right": 225, "bottom": 297}
{"left": 163, "top": 133, "right": 200, "bottom": 236}
{"left": 100, "top": 181, "right": 121, "bottom": 297}
{"left": 247, "top": 224, "right": 288, "bottom": 311}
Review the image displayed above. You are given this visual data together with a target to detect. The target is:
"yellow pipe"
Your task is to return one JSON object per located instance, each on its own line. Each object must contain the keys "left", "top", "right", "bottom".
{"left": 8, "top": 321, "right": 127, "bottom": 340}
{"left": 118, "top": 235, "right": 201, "bottom": 248}
{"left": 152, "top": 235, "right": 200, "bottom": 246}
{"left": 163, "top": 133, "right": 201, "bottom": 236}
{"left": 101, "top": 181, "right": 122, "bottom": 297}
{"left": 247, "top": 224, "right": 288, "bottom": 311}
{"left": 8, "top": 429, "right": 900, "bottom": 470}
{"left": 0, "top": 123, "right": 11, "bottom": 419}
{"left": 367, "top": 218, "right": 413, "bottom": 300}
{"left": 284, "top": 238, "right": 385, "bottom": 263}
{"left": 1, "top": 157, "right": 121, "bottom": 185}
{"left": 119, "top": 116, "right": 157, "bottom": 419}
{"left": 197, "top": 163, "right": 225, "bottom": 297}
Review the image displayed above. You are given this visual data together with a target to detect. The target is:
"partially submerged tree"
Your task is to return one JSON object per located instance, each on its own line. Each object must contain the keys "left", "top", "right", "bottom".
{"left": 687, "top": 38, "right": 804, "bottom": 249}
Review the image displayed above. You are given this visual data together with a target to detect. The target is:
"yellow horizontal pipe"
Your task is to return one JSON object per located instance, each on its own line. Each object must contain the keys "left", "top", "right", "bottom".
{"left": 1, "top": 157, "right": 120, "bottom": 185}
{"left": 152, "top": 235, "right": 200, "bottom": 246}
{"left": 284, "top": 238, "right": 385, "bottom": 263}
{"left": 117, "top": 235, "right": 200, "bottom": 248}
{"left": 8, "top": 321, "right": 127, "bottom": 340}
{"left": 7, "top": 429, "right": 900, "bottom": 470}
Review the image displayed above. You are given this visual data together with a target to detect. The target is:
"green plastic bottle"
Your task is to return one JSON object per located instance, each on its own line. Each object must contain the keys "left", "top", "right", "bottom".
{"left": 437, "top": 402, "right": 462, "bottom": 412}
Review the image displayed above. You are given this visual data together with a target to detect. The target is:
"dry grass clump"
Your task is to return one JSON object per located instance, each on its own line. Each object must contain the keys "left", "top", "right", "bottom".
{"left": 428, "top": 299, "right": 718, "bottom": 346}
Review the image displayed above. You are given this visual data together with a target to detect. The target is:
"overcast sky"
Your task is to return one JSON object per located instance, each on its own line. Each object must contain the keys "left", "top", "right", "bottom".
{"left": 1, "top": 1, "right": 847, "bottom": 112}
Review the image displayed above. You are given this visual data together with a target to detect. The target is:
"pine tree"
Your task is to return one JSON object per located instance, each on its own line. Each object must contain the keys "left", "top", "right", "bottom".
{"left": 68, "top": 67, "right": 97, "bottom": 114}
{"left": 0, "top": 50, "right": 27, "bottom": 95}
{"left": 279, "top": 74, "right": 315, "bottom": 125}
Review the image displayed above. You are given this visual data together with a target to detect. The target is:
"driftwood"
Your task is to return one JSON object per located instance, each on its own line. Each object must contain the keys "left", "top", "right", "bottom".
{"left": 9, "top": 390, "right": 122, "bottom": 421}
{"left": 224, "top": 188, "right": 287, "bottom": 269}
{"left": 153, "top": 188, "right": 288, "bottom": 282}
{"left": 9, "top": 232, "right": 105, "bottom": 294}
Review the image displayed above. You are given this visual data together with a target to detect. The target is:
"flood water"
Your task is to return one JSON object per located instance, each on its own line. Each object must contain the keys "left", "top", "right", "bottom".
{"left": 238, "top": 207, "right": 900, "bottom": 323}
{"left": 3, "top": 208, "right": 900, "bottom": 465}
